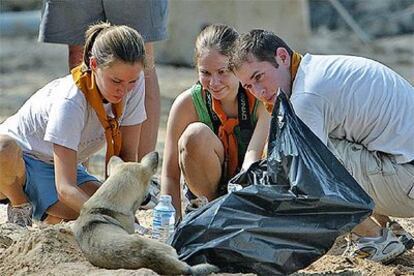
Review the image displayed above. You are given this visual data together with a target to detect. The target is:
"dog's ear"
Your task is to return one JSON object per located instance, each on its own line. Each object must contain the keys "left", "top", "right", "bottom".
{"left": 108, "top": 155, "right": 124, "bottom": 176}
{"left": 140, "top": 151, "right": 159, "bottom": 174}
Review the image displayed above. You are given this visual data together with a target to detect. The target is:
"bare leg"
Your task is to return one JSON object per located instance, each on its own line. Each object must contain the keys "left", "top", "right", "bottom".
{"left": 372, "top": 213, "right": 391, "bottom": 227}
{"left": 352, "top": 216, "right": 382, "bottom": 237}
{"left": 178, "top": 123, "right": 224, "bottom": 201}
{"left": 138, "top": 43, "right": 161, "bottom": 161}
{"left": 0, "top": 134, "right": 28, "bottom": 206}
{"left": 68, "top": 44, "right": 84, "bottom": 70}
{"left": 372, "top": 213, "right": 410, "bottom": 240}
{"left": 43, "top": 214, "right": 64, "bottom": 224}
{"left": 44, "top": 180, "right": 100, "bottom": 224}
{"left": 79, "top": 180, "right": 101, "bottom": 196}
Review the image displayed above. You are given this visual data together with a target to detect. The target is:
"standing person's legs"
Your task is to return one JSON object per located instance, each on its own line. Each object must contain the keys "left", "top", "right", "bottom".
{"left": 68, "top": 45, "right": 84, "bottom": 70}
{"left": 138, "top": 43, "right": 161, "bottom": 160}
{"left": 178, "top": 123, "right": 225, "bottom": 201}
{"left": 103, "top": 0, "right": 169, "bottom": 160}
{"left": 38, "top": 0, "right": 104, "bottom": 70}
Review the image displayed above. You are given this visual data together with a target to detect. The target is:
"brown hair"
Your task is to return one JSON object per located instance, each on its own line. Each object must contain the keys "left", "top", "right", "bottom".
{"left": 81, "top": 22, "right": 146, "bottom": 72}
{"left": 229, "top": 29, "right": 293, "bottom": 71}
{"left": 194, "top": 24, "right": 239, "bottom": 67}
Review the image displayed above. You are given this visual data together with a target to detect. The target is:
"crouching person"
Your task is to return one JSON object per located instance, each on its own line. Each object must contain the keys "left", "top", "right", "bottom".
{"left": 0, "top": 22, "right": 147, "bottom": 226}
{"left": 229, "top": 29, "right": 414, "bottom": 263}
{"left": 161, "top": 24, "right": 270, "bottom": 220}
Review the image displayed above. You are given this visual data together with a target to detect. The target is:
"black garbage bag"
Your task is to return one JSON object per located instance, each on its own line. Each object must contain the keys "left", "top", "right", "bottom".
{"left": 170, "top": 91, "right": 374, "bottom": 275}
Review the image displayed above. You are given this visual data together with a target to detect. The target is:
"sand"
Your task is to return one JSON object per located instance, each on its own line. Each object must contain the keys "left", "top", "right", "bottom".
{"left": 0, "top": 30, "right": 413, "bottom": 275}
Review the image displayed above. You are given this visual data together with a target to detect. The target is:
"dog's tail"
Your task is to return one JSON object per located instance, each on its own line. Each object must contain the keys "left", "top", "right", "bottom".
{"left": 188, "top": 263, "right": 220, "bottom": 275}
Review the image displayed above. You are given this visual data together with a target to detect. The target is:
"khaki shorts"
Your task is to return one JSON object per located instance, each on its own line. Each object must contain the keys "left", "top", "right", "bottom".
{"left": 330, "top": 139, "right": 414, "bottom": 218}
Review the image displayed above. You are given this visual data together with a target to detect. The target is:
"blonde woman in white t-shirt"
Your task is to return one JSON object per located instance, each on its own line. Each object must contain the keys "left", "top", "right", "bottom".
{"left": 0, "top": 22, "right": 147, "bottom": 226}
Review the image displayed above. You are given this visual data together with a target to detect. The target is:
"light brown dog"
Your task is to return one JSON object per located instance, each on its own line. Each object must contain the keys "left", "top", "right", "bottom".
{"left": 73, "top": 152, "right": 218, "bottom": 275}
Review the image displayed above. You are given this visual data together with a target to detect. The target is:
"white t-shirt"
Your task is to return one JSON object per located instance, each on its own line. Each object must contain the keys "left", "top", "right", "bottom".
{"left": 291, "top": 54, "right": 414, "bottom": 164}
{"left": 0, "top": 73, "right": 146, "bottom": 164}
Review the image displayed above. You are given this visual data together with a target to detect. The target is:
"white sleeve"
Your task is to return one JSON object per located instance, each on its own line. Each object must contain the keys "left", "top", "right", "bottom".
{"left": 291, "top": 93, "right": 331, "bottom": 145}
{"left": 121, "top": 72, "right": 147, "bottom": 126}
{"left": 44, "top": 97, "right": 86, "bottom": 151}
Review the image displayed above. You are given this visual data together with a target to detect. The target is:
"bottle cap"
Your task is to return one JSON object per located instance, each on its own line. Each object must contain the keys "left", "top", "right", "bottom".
{"left": 160, "top": 194, "right": 172, "bottom": 202}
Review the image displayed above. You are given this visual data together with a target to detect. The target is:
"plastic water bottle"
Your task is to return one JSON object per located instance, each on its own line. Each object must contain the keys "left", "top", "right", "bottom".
{"left": 152, "top": 195, "right": 176, "bottom": 242}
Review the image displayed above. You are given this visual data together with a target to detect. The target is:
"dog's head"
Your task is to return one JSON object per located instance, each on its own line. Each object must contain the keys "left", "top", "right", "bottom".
{"left": 105, "top": 152, "right": 159, "bottom": 212}
{"left": 108, "top": 152, "right": 158, "bottom": 178}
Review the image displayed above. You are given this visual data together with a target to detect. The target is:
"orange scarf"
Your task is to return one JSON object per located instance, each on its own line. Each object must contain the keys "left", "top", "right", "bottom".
{"left": 211, "top": 90, "right": 256, "bottom": 177}
{"left": 264, "top": 51, "right": 302, "bottom": 113}
{"left": 71, "top": 65, "right": 123, "bottom": 177}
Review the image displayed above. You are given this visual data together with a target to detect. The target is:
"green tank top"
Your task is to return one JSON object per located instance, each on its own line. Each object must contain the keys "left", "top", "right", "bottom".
{"left": 190, "top": 83, "right": 259, "bottom": 168}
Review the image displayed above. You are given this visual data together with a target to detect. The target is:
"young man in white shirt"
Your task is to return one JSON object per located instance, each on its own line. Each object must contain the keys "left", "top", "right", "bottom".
{"left": 230, "top": 29, "right": 414, "bottom": 263}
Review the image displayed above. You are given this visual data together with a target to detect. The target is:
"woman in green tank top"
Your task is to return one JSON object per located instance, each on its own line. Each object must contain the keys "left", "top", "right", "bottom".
{"left": 160, "top": 24, "right": 270, "bottom": 220}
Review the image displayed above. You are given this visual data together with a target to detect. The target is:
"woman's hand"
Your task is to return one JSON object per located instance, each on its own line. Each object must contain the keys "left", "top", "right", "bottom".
{"left": 119, "top": 124, "right": 142, "bottom": 162}
{"left": 161, "top": 91, "right": 198, "bottom": 219}
{"left": 241, "top": 102, "right": 271, "bottom": 170}
{"left": 53, "top": 144, "right": 90, "bottom": 213}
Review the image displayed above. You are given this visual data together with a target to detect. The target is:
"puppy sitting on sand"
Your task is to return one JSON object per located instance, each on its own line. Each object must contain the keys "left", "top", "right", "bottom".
{"left": 73, "top": 152, "right": 218, "bottom": 275}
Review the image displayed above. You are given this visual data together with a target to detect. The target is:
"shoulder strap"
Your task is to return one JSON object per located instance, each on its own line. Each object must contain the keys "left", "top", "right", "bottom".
{"left": 237, "top": 86, "right": 254, "bottom": 148}
{"left": 191, "top": 82, "right": 214, "bottom": 130}
{"left": 205, "top": 85, "right": 254, "bottom": 145}
{"left": 205, "top": 90, "right": 221, "bottom": 134}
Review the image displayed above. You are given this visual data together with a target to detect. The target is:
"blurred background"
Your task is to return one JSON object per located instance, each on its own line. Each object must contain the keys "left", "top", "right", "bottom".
{"left": 1, "top": 0, "right": 413, "bottom": 66}
{"left": 1, "top": 0, "right": 413, "bottom": 178}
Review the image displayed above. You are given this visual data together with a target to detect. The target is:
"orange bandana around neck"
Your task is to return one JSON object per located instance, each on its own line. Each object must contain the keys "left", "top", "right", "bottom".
{"left": 211, "top": 91, "right": 256, "bottom": 177}
{"left": 71, "top": 65, "right": 123, "bottom": 177}
{"left": 264, "top": 51, "right": 302, "bottom": 113}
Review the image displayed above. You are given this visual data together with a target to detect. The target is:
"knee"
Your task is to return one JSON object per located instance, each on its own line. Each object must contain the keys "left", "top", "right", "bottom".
{"left": 0, "top": 135, "right": 21, "bottom": 161}
{"left": 178, "top": 122, "right": 210, "bottom": 154}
